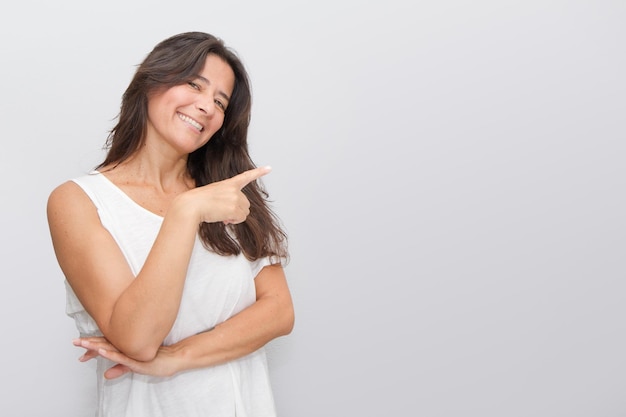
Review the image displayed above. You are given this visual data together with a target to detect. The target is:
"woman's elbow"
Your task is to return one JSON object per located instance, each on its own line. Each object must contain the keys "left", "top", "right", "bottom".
{"left": 280, "top": 303, "right": 295, "bottom": 336}
{"left": 114, "top": 339, "right": 161, "bottom": 362}
{"left": 128, "top": 347, "right": 160, "bottom": 362}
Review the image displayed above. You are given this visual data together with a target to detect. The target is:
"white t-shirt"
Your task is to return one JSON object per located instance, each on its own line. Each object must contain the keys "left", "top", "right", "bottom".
{"left": 66, "top": 172, "right": 276, "bottom": 417}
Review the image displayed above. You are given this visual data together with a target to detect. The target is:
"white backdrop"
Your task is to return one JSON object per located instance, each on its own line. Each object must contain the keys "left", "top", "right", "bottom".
{"left": 1, "top": 1, "right": 625, "bottom": 416}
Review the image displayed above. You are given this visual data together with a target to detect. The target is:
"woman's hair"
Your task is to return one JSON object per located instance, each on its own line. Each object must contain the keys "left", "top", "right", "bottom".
{"left": 98, "top": 31, "right": 288, "bottom": 263}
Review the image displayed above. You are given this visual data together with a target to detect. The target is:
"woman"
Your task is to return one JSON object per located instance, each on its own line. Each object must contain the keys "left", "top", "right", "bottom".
{"left": 47, "top": 31, "right": 294, "bottom": 417}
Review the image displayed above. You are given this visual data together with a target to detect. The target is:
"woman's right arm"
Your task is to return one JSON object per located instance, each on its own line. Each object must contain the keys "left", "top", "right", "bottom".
{"left": 47, "top": 167, "right": 270, "bottom": 362}
{"left": 48, "top": 181, "right": 198, "bottom": 361}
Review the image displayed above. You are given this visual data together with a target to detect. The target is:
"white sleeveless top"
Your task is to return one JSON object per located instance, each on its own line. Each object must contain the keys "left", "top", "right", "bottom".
{"left": 66, "top": 171, "right": 276, "bottom": 417}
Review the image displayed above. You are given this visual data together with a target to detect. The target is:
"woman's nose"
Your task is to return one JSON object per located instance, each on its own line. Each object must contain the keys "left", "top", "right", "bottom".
{"left": 196, "top": 93, "right": 216, "bottom": 116}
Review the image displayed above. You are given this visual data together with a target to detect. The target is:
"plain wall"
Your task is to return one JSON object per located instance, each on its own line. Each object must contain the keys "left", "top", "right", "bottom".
{"left": 1, "top": 1, "right": 625, "bottom": 416}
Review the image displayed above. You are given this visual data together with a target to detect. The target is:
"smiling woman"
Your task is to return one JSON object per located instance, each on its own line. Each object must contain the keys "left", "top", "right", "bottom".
{"left": 46, "top": 31, "right": 294, "bottom": 417}
{"left": 146, "top": 54, "right": 234, "bottom": 155}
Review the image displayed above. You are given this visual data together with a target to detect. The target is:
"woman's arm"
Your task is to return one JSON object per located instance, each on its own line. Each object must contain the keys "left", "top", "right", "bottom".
{"left": 48, "top": 181, "right": 196, "bottom": 361}
{"left": 75, "top": 264, "right": 294, "bottom": 378}
{"left": 48, "top": 167, "right": 270, "bottom": 361}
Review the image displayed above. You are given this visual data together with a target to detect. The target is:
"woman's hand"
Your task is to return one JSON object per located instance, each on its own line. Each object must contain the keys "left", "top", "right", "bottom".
{"left": 73, "top": 337, "right": 182, "bottom": 379}
{"left": 179, "top": 166, "right": 271, "bottom": 225}
{"left": 72, "top": 264, "right": 293, "bottom": 378}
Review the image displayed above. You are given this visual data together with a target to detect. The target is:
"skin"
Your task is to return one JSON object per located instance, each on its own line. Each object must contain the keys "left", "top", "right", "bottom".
{"left": 47, "top": 54, "right": 294, "bottom": 378}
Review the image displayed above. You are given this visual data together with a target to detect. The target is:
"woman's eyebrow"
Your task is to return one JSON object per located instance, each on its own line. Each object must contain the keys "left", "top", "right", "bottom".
{"left": 196, "top": 75, "right": 231, "bottom": 102}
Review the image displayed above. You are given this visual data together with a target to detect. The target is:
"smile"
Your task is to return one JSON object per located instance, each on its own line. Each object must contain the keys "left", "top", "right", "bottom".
{"left": 177, "top": 113, "right": 204, "bottom": 132}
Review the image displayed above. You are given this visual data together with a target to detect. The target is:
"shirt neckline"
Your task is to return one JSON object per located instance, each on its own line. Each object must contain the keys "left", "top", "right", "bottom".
{"left": 91, "top": 170, "right": 165, "bottom": 221}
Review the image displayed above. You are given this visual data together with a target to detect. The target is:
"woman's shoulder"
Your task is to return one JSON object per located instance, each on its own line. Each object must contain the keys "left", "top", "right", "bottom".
{"left": 48, "top": 179, "right": 84, "bottom": 202}
{"left": 47, "top": 177, "right": 98, "bottom": 218}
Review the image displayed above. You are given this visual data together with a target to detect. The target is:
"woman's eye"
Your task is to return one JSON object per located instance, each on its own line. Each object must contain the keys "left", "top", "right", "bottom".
{"left": 215, "top": 100, "right": 225, "bottom": 111}
{"left": 188, "top": 81, "right": 200, "bottom": 90}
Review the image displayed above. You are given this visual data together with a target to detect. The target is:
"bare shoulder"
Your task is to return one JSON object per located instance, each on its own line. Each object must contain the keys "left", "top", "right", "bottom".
{"left": 47, "top": 180, "right": 97, "bottom": 227}
{"left": 46, "top": 181, "right": 100, "bottom": 234}
{"left": 48, "top": 180, "right": 83, "bottom": 203}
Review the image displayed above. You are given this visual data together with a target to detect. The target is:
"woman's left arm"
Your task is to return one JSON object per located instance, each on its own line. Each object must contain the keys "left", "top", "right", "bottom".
{"left": 75, "top": 264, "right": 295, "bottom": 379}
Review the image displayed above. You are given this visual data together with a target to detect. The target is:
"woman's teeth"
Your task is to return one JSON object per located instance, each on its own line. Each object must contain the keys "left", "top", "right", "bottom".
{"left": 178, "top": 113, "right": 204, "bottom": 131}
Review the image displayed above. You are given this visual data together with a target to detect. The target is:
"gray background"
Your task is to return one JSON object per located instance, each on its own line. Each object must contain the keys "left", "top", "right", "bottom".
{"left": 1, "top": 0, "right": 625, "bottom": 416}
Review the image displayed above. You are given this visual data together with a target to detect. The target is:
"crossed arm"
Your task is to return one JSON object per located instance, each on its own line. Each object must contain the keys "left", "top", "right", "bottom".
{"left": 75, "top": 263, "right": 294, "bottom": 379}
{"left": 47, "top": 167, "right": 294, "bottom": 378}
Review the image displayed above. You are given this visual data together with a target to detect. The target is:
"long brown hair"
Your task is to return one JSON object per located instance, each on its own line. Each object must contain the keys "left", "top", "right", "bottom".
{"left": 99, "top": 31, "right": 288, "bottom": 263}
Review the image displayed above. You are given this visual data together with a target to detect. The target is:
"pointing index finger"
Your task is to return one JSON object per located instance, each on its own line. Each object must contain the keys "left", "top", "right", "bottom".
{"left": 231, "top": 166, "right": 272, "bottom": 189}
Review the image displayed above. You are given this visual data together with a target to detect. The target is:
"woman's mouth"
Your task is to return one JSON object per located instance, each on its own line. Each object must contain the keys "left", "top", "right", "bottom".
{"left": 177, "top": 113, "right": 204, "bottom": 132}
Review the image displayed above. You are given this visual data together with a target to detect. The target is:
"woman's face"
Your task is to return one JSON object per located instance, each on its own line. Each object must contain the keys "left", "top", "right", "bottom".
{"left": 145, "top": 54, "right": 236, "bottom": 155}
